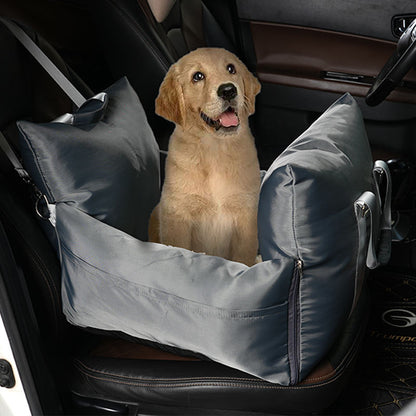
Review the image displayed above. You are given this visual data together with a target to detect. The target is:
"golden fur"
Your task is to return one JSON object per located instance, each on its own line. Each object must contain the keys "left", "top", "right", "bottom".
{"left": 149, "top": 48, "right": 261, "bottom": 266}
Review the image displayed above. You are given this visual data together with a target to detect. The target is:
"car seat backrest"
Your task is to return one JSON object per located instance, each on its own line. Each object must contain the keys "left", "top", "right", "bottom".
{"left": 0, "top": 24, "right": 31, "bottom": 130}
{"left": 86, "top": 0, "right": 237, "bottom": 151}
{"left": 147, "top": 0, "right": 176, "bottom": 24}
{"left": 0, "top": 20, "right": 93, "bottom": 345}
{"left": 0, "top": 22, "right": 92, "bottom": 143}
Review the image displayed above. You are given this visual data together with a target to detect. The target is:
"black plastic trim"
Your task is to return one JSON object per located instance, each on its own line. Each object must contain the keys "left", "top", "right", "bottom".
{"left": 392, "top": 14, "right": 416, "bottom": 38}
{"left": 257, "top": 82, "right": 416, "bottom": 122}
{"left": 0, "top": 221, "right": 43, "bottom": 415}
{"left": 235, "top": 0, "right": 414, "bottom": 42}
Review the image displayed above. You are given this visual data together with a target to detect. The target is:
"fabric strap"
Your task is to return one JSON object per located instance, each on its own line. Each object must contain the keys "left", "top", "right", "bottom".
{"left": 355, "top": 160, "right": 393, "bottom": 270}
{"left": 0, "top": 130, "right": 51, "bottom": 221}
{"left": 0, "top": 131, "right": 29, "bottom": 181}
{"left": 0, "top": 18, "right": 86, "bottom": 217}
{"left": 373, "top": 160, "right": 392, "bottom": 265}
{"left": 0, "top": 18, "right": 88, "bottom": 182}
{"left": 0, "top": 18, "right": 86, "bottom": 108}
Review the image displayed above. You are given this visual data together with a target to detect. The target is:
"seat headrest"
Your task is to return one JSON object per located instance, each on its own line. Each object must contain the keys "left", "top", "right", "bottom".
{"left": 147, "top": 0, "right": 176, "bottom": 22}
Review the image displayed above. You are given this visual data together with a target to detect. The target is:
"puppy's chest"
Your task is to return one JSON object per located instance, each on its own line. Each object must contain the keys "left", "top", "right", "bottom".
{"left": 166, "top": 139, "right": 259, "bottom": 212}
{"left": 207, "top": 170, "right": 239, "bottom": 195}
{"left": 189, "top": 167, "right": 256, "bottom": 211}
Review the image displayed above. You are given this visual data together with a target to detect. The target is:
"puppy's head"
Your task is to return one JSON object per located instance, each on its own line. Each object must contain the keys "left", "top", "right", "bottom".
{"left": 155, "top": 48, "right": 261, "bottom": 135}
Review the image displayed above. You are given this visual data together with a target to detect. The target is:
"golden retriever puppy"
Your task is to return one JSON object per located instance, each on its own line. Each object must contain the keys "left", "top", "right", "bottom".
{"left": 149, "top": 48, "right": 261, "bottom": 266}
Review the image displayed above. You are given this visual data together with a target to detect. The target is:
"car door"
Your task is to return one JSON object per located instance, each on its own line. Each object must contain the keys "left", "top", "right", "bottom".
{"left": 0, "top": 217, "right": 62, "bottom": 416}
{"left": 225, "top": 0, "right": 416, "bottom": 168}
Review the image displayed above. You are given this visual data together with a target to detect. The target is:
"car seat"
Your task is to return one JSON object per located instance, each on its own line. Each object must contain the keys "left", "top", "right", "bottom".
{"left": 84, "top": 0, "right": 237, "bottom": 152}
{"left": 0, "top": 19, "right": 369, "bottom": 415}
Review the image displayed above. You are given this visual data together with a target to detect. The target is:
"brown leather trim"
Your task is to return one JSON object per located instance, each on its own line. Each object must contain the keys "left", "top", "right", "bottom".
{"left": 250, "top": 21, "right": 416, "bottom": 104}
{"left": 91, "top": 337, "right": 336, "bottom": 383}
{"left": 90, "top": 338, "right": 199, "bottom": 361}
{"left": 90, "top": 339, "right": 340, "bottom": 389}
{"left": 299, "top": 359, "right": 335, "bottom": 385}
{"left": 90, "top": 337, "right": 336, "bottom": 385}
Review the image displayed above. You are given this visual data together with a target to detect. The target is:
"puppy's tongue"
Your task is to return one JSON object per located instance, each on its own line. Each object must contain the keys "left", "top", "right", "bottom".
{"left": 219, "top": 110, "right": 239, "bottom": 127}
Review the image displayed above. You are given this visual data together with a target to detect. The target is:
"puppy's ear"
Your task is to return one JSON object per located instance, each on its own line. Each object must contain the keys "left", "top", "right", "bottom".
{"left": 155, "top": 65, "right": 186, "bottom": 126}
{"left": 243, "top": 68, "right": 261, "bottom": 115}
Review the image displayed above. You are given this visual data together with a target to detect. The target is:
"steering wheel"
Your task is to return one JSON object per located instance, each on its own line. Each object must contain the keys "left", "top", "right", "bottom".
{"left": 366, "top": 19, "right": 416, "bottom": 106}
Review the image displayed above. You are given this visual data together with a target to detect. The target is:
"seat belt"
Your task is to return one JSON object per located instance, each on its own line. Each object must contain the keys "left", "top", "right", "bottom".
{"left": 0, "top": 17, "right": 86, "bottom": 108}
{"left": 0, "top": 131, "right": 31, "bottom": 183}
{"left": 0, "top": 18, "right": 89, "bottom": 222}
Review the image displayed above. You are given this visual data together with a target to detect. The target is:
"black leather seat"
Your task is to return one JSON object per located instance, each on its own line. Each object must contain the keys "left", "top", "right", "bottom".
{"left": 0, "top": 19, "right": 368, "bottom": 415}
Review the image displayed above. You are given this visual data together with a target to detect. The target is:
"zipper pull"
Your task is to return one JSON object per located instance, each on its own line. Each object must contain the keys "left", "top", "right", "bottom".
{"left": 296, "top": 259, "right": 303, "bottom": 275}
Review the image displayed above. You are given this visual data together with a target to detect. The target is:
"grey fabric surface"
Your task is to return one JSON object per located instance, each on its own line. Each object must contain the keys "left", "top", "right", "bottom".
{"left": 17, "top": 89, "right": 374, "bottom": 384}
{"left": 258, "top": 93, "right": 374, "bottom": 381}
{"left": 17, "top": 77, "right": 160, "bottom": 241}
{"left": 58, "top": 203, "right": 295, "bottom": 384}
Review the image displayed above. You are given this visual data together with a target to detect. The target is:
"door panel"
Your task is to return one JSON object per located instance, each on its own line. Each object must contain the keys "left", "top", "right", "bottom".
{"left": 232, "top": 0, "right": 416, "bottom": 168}
{"left": 236, "top": 0, "right": 415, "bottom": 42}
{"left": 251, "top": 22, "right": 416, "bottom": 104}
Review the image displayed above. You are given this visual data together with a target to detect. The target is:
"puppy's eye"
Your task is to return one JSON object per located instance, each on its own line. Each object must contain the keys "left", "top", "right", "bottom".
{"left": 192, "top": 71, "right": 205, "bottom": 82}
{"left": 227, "top": 64, "right": 236, "bottom": 74}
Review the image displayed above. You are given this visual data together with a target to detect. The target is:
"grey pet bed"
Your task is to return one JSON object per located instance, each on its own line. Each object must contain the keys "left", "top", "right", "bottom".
{"left": 17, "top": 85, "right": 384, "bottom": 384}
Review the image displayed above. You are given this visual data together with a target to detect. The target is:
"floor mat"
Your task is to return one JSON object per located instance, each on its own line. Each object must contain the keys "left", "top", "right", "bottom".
{"left": 331, "top": 264, "right": 416, "bottom": 415}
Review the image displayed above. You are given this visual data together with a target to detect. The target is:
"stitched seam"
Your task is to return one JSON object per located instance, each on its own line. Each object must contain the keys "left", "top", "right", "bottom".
{"left": 74, "top": 358, "right": 341, "bottom": 387}
{"left": 61, "top": 242, "right": 286, "bottom": 319}
{"left": 288, "top": 165, "right": 301, "bottom": 261}
{"left": 75, "top": 362, "right": 345, "bottom": 390}
{"left": 288, "top": 166, "right": 302, "bottom": 382}
{"left": 74, "top": 360, "right": 266, "bottom": 383}
{"left": 74, "top": 317, "right": 364, "bottom": 385}
{"left": 60, "top": 240, "right": 191, "bottom": 280}
{"left": 383, "top": 347, "right": 416, "bottom": 350}
{"left": 359, "top": 384, "right": 416, "bottom": 395}
{"left": 17, "top": 125, "right": 54, "bottom": 201}
{"left": 73, "top": 296, "right": 364, "bottom": 390}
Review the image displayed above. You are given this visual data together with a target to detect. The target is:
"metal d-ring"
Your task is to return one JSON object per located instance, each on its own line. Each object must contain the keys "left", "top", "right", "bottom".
{"left": 35, "top": 194, "right": 50, "bottom": 220}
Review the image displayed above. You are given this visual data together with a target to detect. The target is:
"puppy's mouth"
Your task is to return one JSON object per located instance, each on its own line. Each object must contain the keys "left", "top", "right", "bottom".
{"left": 200, "top": 107, "right": 240, "bottom": 132}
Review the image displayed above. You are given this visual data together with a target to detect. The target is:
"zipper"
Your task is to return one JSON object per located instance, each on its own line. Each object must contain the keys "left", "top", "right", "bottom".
{"left": 288, "top": 259, "right": 302, "bottom": 385}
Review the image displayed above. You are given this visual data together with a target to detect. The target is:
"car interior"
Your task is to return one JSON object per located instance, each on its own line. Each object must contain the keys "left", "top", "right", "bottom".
{"left": 1, "top": 0, "right": 416, "bottom": 415}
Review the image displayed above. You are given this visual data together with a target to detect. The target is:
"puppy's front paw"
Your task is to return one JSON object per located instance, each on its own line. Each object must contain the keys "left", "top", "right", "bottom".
{"left": 255, "top": 254, "right": 263, "bottom": 264}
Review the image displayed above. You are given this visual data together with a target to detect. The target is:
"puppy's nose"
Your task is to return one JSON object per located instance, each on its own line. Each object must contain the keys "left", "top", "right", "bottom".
{"left": 217, "top": 83, "right": 237, "bottom": 101}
